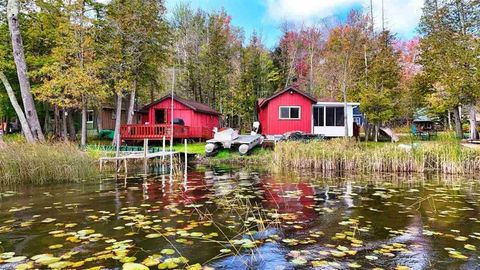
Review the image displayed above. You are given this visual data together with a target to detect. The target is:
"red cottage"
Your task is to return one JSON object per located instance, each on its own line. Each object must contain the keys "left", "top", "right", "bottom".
{"left": 120, "top": 94, "right": 220, "bottom": 141}
{"left": 258, "top": 86, "right": 317, "bottom": 135}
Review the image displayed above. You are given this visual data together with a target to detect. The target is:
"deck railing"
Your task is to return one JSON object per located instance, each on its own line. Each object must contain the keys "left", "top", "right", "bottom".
{"left": 120, "top": 124, "right": 213, "bottom": 140}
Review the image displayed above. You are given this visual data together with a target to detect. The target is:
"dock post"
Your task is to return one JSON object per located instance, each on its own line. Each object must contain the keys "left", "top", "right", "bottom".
{"left": 169, "top": 137, "right": 173, "bottom": 181}
{"left": 162, "top": 136, "right": 166, "bottom": 173}
{"left": 143, "top": 139, "right": 149, "bottom": 175}
{"left": 184, "top": 139, "right": 188, "bottom": 186}
{"left": 115, "top": 136, "right": 120, "bottom": 172}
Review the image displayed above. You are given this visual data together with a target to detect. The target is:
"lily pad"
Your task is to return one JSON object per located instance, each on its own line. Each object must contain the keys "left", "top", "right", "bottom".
{"left": 122, "top": 263, "right": 149, "bottom": 270}
{"left": 160, "top": 249, "right": 175, "bottom": 255}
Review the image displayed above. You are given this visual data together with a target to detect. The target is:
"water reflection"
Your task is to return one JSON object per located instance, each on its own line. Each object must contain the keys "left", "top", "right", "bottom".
{"left": 0, "top": 167, "right": 479, "bottom": 269}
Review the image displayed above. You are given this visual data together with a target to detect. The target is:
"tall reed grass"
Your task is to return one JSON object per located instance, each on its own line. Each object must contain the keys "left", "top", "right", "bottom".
{"left": 0, "top": 143, "right": 98, "bottom": 186}
{"left": 273, "top": 139, "right": 480, "bottom": 174}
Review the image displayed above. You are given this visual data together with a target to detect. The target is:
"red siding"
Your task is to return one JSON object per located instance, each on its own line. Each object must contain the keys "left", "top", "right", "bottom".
{"left": 258, "top": 91, "right": 314, "bottom": 135}
{"left": 145, "top": 98, "right": 219, "bottom": 137}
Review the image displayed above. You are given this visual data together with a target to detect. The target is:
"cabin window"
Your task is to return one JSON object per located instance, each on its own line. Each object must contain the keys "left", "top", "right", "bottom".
{"left": 313, "top": 107, "right": 324, "bottom": 126}
{"left": 326, "top": 107, "right": 345, "bottom": 127}
{"left": 279, "top": 106, "right": 301, "bottom": 120}
{"left": 87, "top": 110, "right": 94, "bottom": 124}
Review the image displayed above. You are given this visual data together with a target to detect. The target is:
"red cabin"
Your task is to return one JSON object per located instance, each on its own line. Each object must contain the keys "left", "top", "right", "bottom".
{"left": 120, "top": 94, "right": 220, "bottom": 141}
{"left": 258, "top": 86, "right": 317, "bottom": 135}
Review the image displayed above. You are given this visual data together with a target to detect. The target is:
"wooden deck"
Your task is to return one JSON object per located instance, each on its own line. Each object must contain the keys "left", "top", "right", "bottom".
{"left": 99, "top": 150, "right": 178, "bottom": 172}
{"left": 120, "top": 124, "right": 213, "bottom": 141}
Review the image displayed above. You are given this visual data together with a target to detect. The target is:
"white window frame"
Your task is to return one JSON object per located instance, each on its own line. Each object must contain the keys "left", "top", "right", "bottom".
{"left": 325, "top": 106, "right": 345, "bottom": 127}
{"left": 313, "top": 105, "right": 345, "bottom": 127}
{"left": 279, "top": 106, "right": 301, "bottom": 120}
{"left": 87, "top": 110, "right": 94, "bottom": 124}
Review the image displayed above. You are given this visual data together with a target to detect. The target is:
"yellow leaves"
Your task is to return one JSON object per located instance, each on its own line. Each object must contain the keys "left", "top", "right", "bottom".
{"left": 71, "top": 261, "right": 85, "bottom": 268}
{"left": 157, "top": 261, "right": 178, "bottom": 269}
{"left": 145, "top": 233, "right": 162, "bottom": 239}
{"left": 142, "top": 255, "right": 162, "bottom": 267}
{"left": 66, "top": 236, "right": 81, "bottom": 243}
{"left": 122, "top": 263, "right": 149, "bottom": 270}
{"left": 190, "top": 232, "right": 204, "bottom": 237}
{"left": 186, "top": 264, "right": 202, "bottom": 270}
{"left": 454, "top": 236, "right": 468, "bottom": 241}
{"left": 160, "top": 249, "right": 175, "bottom": 255}
{"left": 32, "top": 254, "right": 61, "bottom": 265}
{"left": 77, "top": 229, "right": 95, "bottom": 236}
{"left": 119, "top": 257, "right": 137, "bottom": 263}
{"left": 41, "top": 218, "right": 56, "bottom": 223}
{"left": 330, "top": 250, "right": 346, "bottom": 257}
{"left": 48, "top": 261, "right": 72, "bottom": 269}
{"left": 448, "top": 250, "right": 469, "bottom": 260}
{"left": 311, "top": 260, "right": 329, "bottom": 267}
{"left": 347, "top": 262, "right": 362, "bottom": 268}
{"left": 48, "top": 244, "right": 63, "bottom": 250}
{"left": 15, "top": 262, "right": 34, "bottom": 270}
{"left": 5, "top": 256, "right": 27, "bottom": 263}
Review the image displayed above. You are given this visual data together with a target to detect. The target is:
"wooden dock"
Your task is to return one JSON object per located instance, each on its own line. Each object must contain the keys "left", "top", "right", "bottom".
{"left": 99, "top": 150, "right": 178, "bottom": 172}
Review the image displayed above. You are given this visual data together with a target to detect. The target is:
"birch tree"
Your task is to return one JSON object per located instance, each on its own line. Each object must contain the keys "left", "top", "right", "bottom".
{"left": 6, "top": 0, "right": 44, "bottom": 141}
{"left": 0, "top": 71, "right": 33, "bottom": 142}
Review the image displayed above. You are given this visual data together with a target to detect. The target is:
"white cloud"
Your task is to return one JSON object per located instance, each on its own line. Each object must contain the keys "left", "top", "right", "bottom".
{"left": 264, "top": 0, "right": 424, "bottom": 38}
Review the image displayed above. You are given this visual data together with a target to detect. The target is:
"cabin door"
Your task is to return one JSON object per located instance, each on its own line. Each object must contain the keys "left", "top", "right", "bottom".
{"left": 155, "top": 109, "right": 165, "bottom": 124}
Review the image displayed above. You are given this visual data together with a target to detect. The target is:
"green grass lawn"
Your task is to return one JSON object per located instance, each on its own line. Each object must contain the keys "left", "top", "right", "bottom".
{"left": 172, "top": 142, "right": 206, "bottom": 155}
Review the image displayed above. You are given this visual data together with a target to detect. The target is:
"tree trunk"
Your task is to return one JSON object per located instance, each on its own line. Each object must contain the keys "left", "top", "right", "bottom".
{"left": 126, "top": 81, "right": 136, "bottom": 124}
{"left": 453, "top": 106, "right": 463, "bottom": 139}
{"left": 80, "top": 97, "right": 87, "bottom": 146}
{"left": 0, "top": 71, "right": 34, "bottom": 142}
{"left": 43, "top": 102, "right": 50, "bottom": 135}
{"left": 62, "top": 109, "right": 68, "bottom": 142}
{"left": 374, "top": 123, "right": 379, "bottom": 142}
{"left": 67, "top": 110, "right": 76, "bottom": 141}
{"left": 78, "top": 1, "right": 87, "bottom": 146}
{"left": 150, "top": 82, "right": 155, "bottom": 103}
{"left": 96, "top": 108, "right": 103, "bottom": 132}
{"left": 309, "top": 43, "right": 314, "bottom": 93}
{"left": 364, "top": 121, "right": 370, "bottom": 142}
{"left": 469, "top": 104, "right": 477, "bottom": 140}
{"left": 112, "top": 93, "right": 123, "bottom": 146}
{"left": 447, "top": 110, "right": 452, "bottom": 130}
{"left": 341, "top": 60, "right": 349, "bottom": 137}
{"left": 7, "top": 0, "right": 44, "bottom": 142}
{"left": 54, "top": 105, "right": 61, "bottom": 138}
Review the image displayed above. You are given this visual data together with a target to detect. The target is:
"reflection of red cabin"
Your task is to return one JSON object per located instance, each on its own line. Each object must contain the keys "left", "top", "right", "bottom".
{"left": 120, "top": 94, "right": 220, "bottom": 141}
{"left": 262, "top": 179, "right": 316, "bottom": 220}
{"left": 257, "top": 86, "right": 317, "bottom": 135}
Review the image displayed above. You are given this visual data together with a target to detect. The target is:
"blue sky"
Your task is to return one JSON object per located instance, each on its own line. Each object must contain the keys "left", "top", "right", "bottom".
{"left": 165, "top": 0, "right": 423, "bottom": 48}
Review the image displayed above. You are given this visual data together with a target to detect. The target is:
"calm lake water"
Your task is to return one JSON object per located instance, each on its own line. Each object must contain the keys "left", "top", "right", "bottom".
{"left": 0, "top": 166, "right": 480, "bottom": 270}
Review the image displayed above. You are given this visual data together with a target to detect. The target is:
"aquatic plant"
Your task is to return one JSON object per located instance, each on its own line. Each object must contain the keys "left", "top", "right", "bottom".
{"left": 0, "top": 169, "right": 479, "bottom": 269}
{"left": 273, "top": 139, "right": 480, "bottom": 174}
{"left": 0, "top": 143, "right": 98, "bottom": 186}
